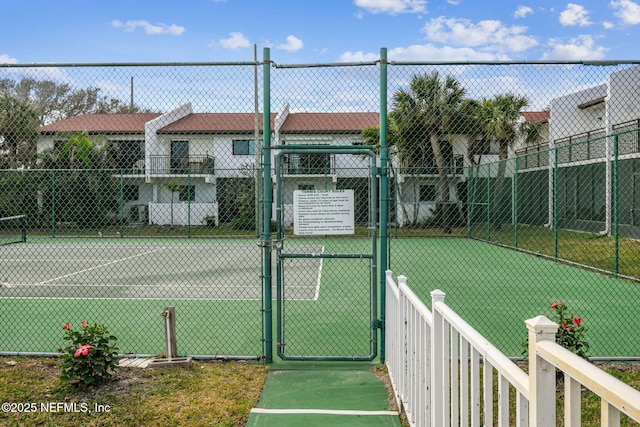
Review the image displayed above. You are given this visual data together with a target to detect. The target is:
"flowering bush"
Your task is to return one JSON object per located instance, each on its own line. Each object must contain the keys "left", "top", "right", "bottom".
{"left": 549, "top": 300, "right": 590, "bottom": 359}
{"left": 60, "top": 321, "right": 118, "bottom": 385}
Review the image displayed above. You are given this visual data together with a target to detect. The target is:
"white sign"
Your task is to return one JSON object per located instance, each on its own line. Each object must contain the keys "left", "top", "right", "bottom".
{"left": 293, "top": 189, "right": 355, "bottom": 235}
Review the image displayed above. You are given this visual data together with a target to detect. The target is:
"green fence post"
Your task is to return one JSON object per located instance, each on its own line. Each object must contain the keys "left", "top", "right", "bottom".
{"left": 487, "top": 163, "right": 491, "bottom": 241}
{"left": 262, "top": 47, "right": 273, "bottom": 363}
{"left": 187, "top": 170, "right": 192, "bottom": 239}
{"left": 514, "top": 156, "right": 519, "bottom": 249}
{"left": 119, "top": 171, "right": 124, "bottom": 238}
{"left": 554, "top": 146, "right": 559, "bottom": 261}
{"left": 51, "top": 170, "right": 55, "bottom": 238}
{"left": 379, "top": 47, "right": 389, "bottom": 364}
{"left": 613, "top": 135, "right": 619, "bottom": 276}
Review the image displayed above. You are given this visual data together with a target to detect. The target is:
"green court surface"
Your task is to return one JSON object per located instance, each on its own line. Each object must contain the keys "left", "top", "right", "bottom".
{"left": 1, "top": 237, "right": 638, "bottom": 358}
{"left": 387, "top": 238, "right": 640, "bottom": 357}
{"left": 246, "top": 363, "right": 401, "bottom": 427}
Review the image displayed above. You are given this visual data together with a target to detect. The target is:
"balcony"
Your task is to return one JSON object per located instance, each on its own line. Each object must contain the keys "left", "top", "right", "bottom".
{"left": 148, "top": 155, "right": 215, "bottom": 175}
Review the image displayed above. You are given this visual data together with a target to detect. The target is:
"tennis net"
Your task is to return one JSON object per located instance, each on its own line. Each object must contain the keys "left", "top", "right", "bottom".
{"left": 0, "top": 215, "right": 26, "bottom": 246}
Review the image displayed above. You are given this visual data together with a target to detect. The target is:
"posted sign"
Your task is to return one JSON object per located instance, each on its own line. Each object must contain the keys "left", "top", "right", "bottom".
{"left": 293, "top": 189, "right": 355, "bottom": 235}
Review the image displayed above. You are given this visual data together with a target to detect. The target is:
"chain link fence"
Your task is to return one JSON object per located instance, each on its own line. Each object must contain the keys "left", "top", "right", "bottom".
{"left": 1, "top": 56, "right": 640, "bottom": 359}
{"left": 0, "top": 63, "right": 267, "bottom": 358}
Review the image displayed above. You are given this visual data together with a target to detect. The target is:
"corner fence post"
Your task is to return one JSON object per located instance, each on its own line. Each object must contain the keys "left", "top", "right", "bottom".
{"left": 262, "top": 47, "right": 273, "bottom": 363}
{"left": 525, "top": 316, "right": 558, "bottom": 427}
{"left": 379, "top": 47, "right": 389, "bottom": 364}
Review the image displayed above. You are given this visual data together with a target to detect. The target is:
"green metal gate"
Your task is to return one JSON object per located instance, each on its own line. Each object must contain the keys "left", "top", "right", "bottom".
{"left": 274, "top": 146, "right": 378, "bottom": 361}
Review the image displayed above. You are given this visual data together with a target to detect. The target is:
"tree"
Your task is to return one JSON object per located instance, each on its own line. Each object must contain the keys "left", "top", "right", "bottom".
{"left": 475, "top": 94, "right": 531, "bottom": 229}
{"left": 164, "top": 178, "right": 181, "bottom": 227}
{"left": 391, "top": 72, "right": 467, "bottom": 231}
{"left": 38, "top": 131, "right": 119, "bottom": 228}
{"left": 0, "top": 94, "right": 40, "bottom": 168}
{"left": 0, "top": 77, "right": 153, "bottom": 126}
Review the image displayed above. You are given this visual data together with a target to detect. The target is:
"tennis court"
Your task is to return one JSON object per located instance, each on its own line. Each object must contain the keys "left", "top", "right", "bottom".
{"left": 1, "top": 236, "right": 639, "bottom": 358}
{"left": 388, "top": 238, "right": 640, "bottom": 357}
{"left": 0, "top": 238, "right": 325, "bottom": 301}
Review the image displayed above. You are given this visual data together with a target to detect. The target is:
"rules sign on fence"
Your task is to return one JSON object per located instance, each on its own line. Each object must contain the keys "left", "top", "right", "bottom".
{"left": 293, "top": 189, "right": 355, "bottom": 235}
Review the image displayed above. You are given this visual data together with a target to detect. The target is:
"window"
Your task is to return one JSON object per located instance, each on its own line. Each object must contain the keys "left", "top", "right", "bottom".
{"left": 233, "top": 140, "right": 257, "bottom": 156}
{"left": 419, "top": 185, "right": 437, "bottom": 202}
{"left": 122, "top": 185, "right": 139, "bottom": 202}
{"left": 178, "top": 185, "right": 195, "bottom": 202}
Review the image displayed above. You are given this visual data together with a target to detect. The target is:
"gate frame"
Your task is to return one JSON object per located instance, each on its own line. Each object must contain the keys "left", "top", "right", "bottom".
{"left": 273, "top": 145, "right": 379, "bottom": 361}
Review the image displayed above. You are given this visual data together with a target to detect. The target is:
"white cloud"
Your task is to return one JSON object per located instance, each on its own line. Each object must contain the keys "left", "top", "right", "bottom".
{"left": 0, "top": 54, "right": 18, "bottom": 64}
{"left": 611, "top": 0, "right": 640, "bottom": 25}
{"left": 354, "top": 0, "right": 427, "bottom": 14}
{"left": 559, "top": 4, "right": 592, "bottom": 26}
{"left": 542, "top": 35, "right": 607, "bottom": 60}
{"left": 276, "top": 35, "right": 304, "bottom": 52}
{"left": 514, "top": 5, "right": 533, "bottom": 18}
{"left": 446, "top": 0, "right": 461, "bottom": 5}
{"left": 340, "top": 44, "right": 511, "bottom": 62}
{"left": 219, "top": 32, "right": 251, "bottom": 49}
{"left": 423, "top": 17, "right": 538, "bottom": 52}
{"left": 111, "top": 20, "right": 185, "bottom": 35}
{"left": 603, "top": 20, "right": 615, "bottom": 29}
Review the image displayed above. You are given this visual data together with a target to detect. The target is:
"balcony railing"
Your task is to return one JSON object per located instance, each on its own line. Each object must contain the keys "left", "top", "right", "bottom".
{"left": 148, "top": 155, "right": 215, "bottom": 175}
{"left": 555, "top": 128, "right": 607, "bottom": 164}
{"left": 399, "top": 155, "right": 464, "bottom": 176}
{"left": 612, "top": 119, "right": 640, "bottom": 156}
{"left": 515, "top": 142, "right": 550, "bottom": 170}
{"left": 283, "top": 154, "right": 335, "bottom": 175}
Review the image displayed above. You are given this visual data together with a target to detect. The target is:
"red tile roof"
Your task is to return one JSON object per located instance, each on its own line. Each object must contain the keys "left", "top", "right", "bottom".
{"left": 279, "top": 112, "right": 380, "bottom": 133}
{"left": 38, "top": 111, "right": 381, "bottom": 135}
{"left": 38, "top": 114, "right": 161, "bottom": 134}
{"left": 158, "top": 113, "right": 276, "bottom": 134}
{"left": 521, "top": 111, "right": 550, "bottom": 123}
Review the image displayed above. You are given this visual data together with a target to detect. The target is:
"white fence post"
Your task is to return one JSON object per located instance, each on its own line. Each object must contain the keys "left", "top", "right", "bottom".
{"left": 430, "top": 289, "right": 446, "bottom": 427}
{"left": 525, "top": 316, "right": 558, "bottom": 427}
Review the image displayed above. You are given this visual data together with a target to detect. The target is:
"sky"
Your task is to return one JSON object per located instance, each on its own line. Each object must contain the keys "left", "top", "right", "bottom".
{"left": 2, "top": 0, "right": 640, "bottom": 65}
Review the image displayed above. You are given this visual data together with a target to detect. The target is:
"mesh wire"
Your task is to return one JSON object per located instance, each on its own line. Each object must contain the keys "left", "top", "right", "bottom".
{"left": 1, "top": 59, "right": 640, "bottom": 358}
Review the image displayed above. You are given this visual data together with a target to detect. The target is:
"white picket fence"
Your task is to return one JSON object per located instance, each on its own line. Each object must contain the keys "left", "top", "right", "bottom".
{"left": 384, "top": 270, "right": 640, "bottom": 427}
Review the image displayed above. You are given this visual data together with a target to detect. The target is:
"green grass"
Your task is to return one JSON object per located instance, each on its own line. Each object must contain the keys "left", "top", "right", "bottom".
{"left": 0, "top": 357, "right": 268, "bottom": 427}
{"left": 472, "top": 223, "right": 640, "bottom": 279}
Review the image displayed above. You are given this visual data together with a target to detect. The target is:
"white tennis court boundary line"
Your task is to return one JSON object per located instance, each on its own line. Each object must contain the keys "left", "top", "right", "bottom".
{"left": 34, "top": 247, "right": 168, "bottom": 285}
{"left": 250, "top": 408, "right": 398, "bottom": 416}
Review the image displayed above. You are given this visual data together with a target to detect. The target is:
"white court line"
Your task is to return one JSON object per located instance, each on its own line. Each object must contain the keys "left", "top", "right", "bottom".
{"left": 35, "top": 247, "right": 167, "bottom": 285}
{"left": 313, "top": 245, "right": 324, "bottom": 301}
{"left": 250, "top": 408, "right": 398, "bottom": 416}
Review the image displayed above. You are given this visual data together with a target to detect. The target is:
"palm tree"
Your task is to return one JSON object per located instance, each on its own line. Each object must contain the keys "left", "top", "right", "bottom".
{"left": 475, "top": 94, "right": 530, "bottom": 230}
{"left": 391, "top": 72, "right": 467, "bottom": 232}
{"left": 164, "top": 178, "right": 181, "bottom": 227}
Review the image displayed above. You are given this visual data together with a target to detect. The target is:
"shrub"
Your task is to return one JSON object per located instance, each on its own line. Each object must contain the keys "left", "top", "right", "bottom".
{"left": 548, "top": 300, "right": 590, "bottom": 359}
{"left": 60, "top": 321, "right": 118, "bottom": 385}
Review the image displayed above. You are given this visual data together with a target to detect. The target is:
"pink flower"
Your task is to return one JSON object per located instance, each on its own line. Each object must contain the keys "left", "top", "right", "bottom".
{"left": 74, "top": 344, "right": 92, "bottom": 357}
{"left": 81, "top": 321, "right": 89, "bottom": 327}
{"left": 573, "top": 317, "right": 582, "bottom": 326}
{"left": 550, "top": 302, "right": 563, "bottom": 309}
{"left": 62, "top": 322, "right": 71, "bottom": 330}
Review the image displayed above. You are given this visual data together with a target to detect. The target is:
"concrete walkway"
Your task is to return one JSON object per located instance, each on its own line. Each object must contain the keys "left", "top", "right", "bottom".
{"left": 246, "top": 362, "right": 402, "bottom": 427}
